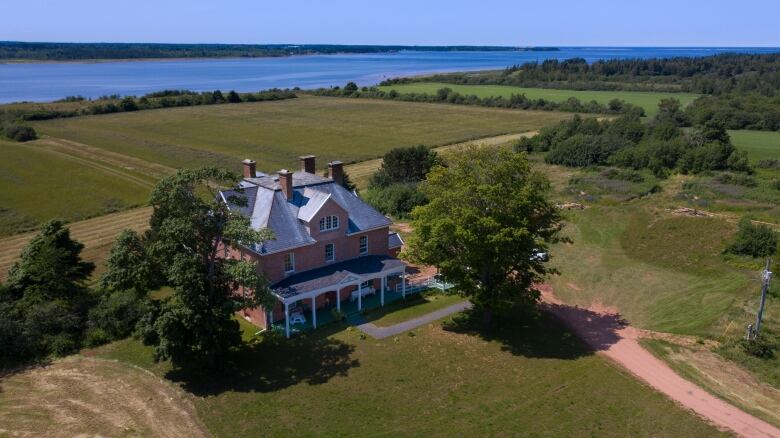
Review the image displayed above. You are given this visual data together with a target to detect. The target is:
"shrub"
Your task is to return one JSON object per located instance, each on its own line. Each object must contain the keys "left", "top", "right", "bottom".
{"left": 715, "top": 173, "right": 758, "bottom": 187}
{"left": 740, "top": 335, "right": 775, "bottom": 359}
{"left": 4, "top": 124, "right": 38, "bottom": 142}
{"left": 726, "top": 218, "right": 779, "bottom": 258}
{"left": 87, "top": 290, "right": 152, "bottom": 342}
{"left": 772, "top": 179, "right": 780, "bottom": 191}
{"left": 363, "top": 183, "right": 427, "bottom": 218}
{"left": 545, "top": 134, "right": 631, "bottom": 167}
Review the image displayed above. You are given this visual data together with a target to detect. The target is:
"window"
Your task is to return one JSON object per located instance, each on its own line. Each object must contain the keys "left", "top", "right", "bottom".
{"left": 284, "top": 252, "right": 295, "bottom": 273}
{"left": 325, "top": 243, "right": 335, "bottom": 262}
{"left": 360, "top": 280, "right": 371, "bottom": 289}
{"left": 359, "top": 235, "right": 368, "bottom": 255}
{"left": 319, "top": 215, "right": 339, "bottom": 232}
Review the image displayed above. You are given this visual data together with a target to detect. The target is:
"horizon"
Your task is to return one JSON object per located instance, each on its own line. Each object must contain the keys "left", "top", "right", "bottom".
{"left": 3, "top": 41, "right": 780, "bottom": 49}
{"left": 2, "top": 0, "right": 778, "bottom": 47}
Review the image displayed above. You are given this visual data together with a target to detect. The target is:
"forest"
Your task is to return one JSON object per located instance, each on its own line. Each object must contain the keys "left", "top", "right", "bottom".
{"left": 0, "top": 41, "right": 554, "bottom": 61}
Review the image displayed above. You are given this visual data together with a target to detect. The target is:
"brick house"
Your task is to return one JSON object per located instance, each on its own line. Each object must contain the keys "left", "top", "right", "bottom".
{"left": 219, "top": 155, "right": 406, "bottom": 337}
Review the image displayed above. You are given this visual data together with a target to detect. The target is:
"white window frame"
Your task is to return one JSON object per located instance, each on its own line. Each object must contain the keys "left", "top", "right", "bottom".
{"left": 319, "top": 215, "right": 340, "bottom": 232}
{"left": 359, "top": 235, "right": 368, "bottom": 255}
{"left": 284, "top": 252, "right": 295, "bottom": 273}
{"left": 325, "top": 243, "right": 335, "bottom": 262}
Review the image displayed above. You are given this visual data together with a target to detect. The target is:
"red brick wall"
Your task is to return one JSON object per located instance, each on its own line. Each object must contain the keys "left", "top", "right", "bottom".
{"left": 218, "top": 197, "right": 396, "bottom": 327}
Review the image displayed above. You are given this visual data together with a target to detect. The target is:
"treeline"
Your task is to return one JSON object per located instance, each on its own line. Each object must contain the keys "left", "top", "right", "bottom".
{"left": 517, "top": 99, "right": 750, "bottom": 176}
{"left": 0, "top": 88, "right": 296, "bottom": 142}
{"left": 0, "top": 41, "right": 550, "bottom": 61}
{"left": 310, "top": 82, "right": 645, "bottom": 116}
{"left": 383, "top": 53, "right": 780, "bottom": 131}
{"left": 384, "top": 53, "right": 780, "bottom": 95}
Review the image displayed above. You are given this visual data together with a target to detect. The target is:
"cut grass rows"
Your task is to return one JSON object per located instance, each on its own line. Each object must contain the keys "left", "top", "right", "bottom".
{"left": 32, "top": 96, "right": 572, "bottom": 174}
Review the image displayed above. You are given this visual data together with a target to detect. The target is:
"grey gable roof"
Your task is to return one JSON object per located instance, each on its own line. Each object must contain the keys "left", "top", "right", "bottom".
{"left": 220, "top": 171, "right": 391, "bottom": 254}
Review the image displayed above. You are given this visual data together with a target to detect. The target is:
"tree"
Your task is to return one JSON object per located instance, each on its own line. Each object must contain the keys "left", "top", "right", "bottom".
{"left": 137, "top": 167, "right": 274, "bottom": 368}
{"left": 726, "top": 218, "right": 778, "bottom": 258}
{"left": 369, "top": 145, "right": 438, "bottom": 187}
{"left": 100, "top": 229, "right": 156, "bottom": 296}
{"left": 119, "top": 96, "right": 138, "bottom": 111}
{"left": 343, "top": 82, "right": 359, "bottom": 95}
{"left": 2, "top": 220, "right": 95, "bottom": 357}
{"left": 227, "top": 90, "right": 241, "bottom": 103}
{"left": 4, "top": 125, "right": 37, "bottom": 142}
{"left": 405, "top": 146, "right": 563, "bottom": 326}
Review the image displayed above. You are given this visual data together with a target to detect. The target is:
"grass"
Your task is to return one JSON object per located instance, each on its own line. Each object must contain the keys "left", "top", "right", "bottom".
{"left": 361, "top": 291, "right": 465, "bottom": 326}
{"left": 547, "top": 204, "right": 751, "bottom": 336}
{"left": 378, "top": 82, "right": 700, "bottom": 117}
{"left": 33, "top": 95, "right": 572, "bottom": 174}
{"left": 89, "top": 311, "right": 721, "bottom": 436}
{"left": 0, "top": 139, "right": 150, "bottom": 237}
{"left": 729, "top": 130, "right": 780, "bottom": 163}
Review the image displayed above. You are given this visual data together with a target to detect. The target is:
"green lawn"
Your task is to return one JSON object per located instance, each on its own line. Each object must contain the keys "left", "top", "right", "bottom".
{"left": 362, "top": 291, "right": 465, "bottom": 326}
{"left": 548, "top": 204, "right": 751, "bottom": 336}
{"left": 33, "top": 95, "right": 572, "bottom": 175}
{"left": 0, "top": 139, "right": 151, "bottom": 236}
{"left": 92, "top": 311, "right": 720, "bottom": 436}
{"left": 729, "top": 130, "right": 780, "bottom": 163}
{"left": 378, "top": 82, "right": 700, "bottom": 117}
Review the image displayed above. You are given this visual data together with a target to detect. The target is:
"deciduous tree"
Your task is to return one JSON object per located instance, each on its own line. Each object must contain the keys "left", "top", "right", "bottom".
{"left": 137, "top": 168, "right": 274, "bottom": 368}
{"left": 405, "top": 146, "right": 563, "bottom": 326}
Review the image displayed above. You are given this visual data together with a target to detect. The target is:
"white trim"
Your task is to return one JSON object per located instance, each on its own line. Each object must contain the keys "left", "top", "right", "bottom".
{"left": 241, "top": 241, "right": 315, "bottom": 257}
{"left": 359, "top": 235, "right": 368, "bottom": 255}
{"left": 283, "top": 252, "right": 295, "bottom": 274}
{"left": 324, "top": 242, "right": 335, "bottom": 262}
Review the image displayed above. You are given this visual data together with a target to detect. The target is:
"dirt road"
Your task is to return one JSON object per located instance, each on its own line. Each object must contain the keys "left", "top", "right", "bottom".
{"left": 539, "top": 285, "right": 780, "bottom": 438}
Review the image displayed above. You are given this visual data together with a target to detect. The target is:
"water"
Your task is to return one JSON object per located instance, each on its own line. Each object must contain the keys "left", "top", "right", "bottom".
{"left": 1, "top": 47, "right": 778, "bottom": 103}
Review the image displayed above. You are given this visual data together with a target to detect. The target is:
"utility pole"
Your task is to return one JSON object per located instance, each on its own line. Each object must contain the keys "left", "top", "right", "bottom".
{"left": 753, "top": 257, "right": 773, "bottom": 338}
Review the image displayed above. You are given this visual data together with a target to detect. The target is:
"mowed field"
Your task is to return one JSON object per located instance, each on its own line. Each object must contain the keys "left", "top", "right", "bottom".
{"left": 0, "top": 97, "right": 573, "bottom": 277}
{"left": 32, "top": 95, "right": 571, "bottom": 173}
{"left": 84, "top": 313, "right": 721, "bottom": 437}
{"left": 729, "top": 129, "right": 780, "bottom": 162}
{"left": 0, "top": 139, "right": 152, "bottom": 236}
{"left": 378, "top": 82, "right": 700, "bottom": 117}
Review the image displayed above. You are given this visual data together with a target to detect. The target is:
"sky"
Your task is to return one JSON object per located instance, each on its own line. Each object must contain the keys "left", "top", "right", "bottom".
{"left": 1, "top": 0, "right": 779, "bottom": 47}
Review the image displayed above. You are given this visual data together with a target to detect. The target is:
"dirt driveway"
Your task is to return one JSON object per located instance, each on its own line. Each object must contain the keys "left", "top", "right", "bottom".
{"left": 539, "top": 284, "right": 780, "bottom": 438}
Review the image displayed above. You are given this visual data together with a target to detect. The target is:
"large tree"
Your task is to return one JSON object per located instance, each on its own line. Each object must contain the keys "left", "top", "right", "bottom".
{"left": 137, "top": 167, "right": 274, "bottom": 368}
{"left": 405, "top": 146, "right": 563, "bottom": 325}
{"left": 1, "top": 220, "right": 95, "bottom": 358}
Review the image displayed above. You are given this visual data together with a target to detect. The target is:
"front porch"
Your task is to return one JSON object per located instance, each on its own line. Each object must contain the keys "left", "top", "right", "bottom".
{"left": 269, "top": 255, "right": 410, "bottom": 337}
{"left": 270, "top": 287, "right": 411, "bottom": 335}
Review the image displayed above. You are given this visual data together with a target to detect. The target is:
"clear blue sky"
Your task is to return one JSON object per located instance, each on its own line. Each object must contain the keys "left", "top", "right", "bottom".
{"left": 2, "top": 0, "right": 778, "bottom": 46}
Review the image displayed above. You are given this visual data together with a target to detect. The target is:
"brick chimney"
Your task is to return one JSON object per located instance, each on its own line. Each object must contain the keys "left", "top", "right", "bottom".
{"left": 278, "top": 169, "right": 293, "bottom": 201}
{"left": 242, "top": 159, "right": 256, "bottom": 178}
{"left": 328, "top": 161, "right": 344, "bottom": 186}
{"left": 299, "top": 155, "right": 316, "bottom": 174}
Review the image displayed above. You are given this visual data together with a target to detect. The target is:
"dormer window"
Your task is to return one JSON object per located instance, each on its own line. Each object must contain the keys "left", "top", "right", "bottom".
{"left": 319, "top": 215, "right": 339, "bottom": 232}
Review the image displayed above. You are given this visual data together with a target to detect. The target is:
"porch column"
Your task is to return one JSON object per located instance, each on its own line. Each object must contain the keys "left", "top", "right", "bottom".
{"left": 401, "top": 272, "right": 406, "bottom": 298}
{"left": 358, "top": 282, "right": 363, "bottom": 311}
{"left": 311, "top": 295, "right": 317, "bottom": 329}
{"left": 336, "top": 288, "right": 341, "bottom": 311}
{"left": 284, "top": 302, "right": 290, "bottom": 338}
{"left": 380, "top": 275, "right": 386, "bottom": 306}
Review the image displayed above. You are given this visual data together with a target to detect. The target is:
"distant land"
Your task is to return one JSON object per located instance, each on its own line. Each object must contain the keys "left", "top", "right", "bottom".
{"left": 0, "top": 41, "right": 559, "bottom": 61}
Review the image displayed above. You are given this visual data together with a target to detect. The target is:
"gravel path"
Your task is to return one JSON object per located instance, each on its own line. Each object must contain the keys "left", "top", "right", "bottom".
{"left": 355, "top": 301, "right": 472, "bottom": 339}
{"left": 540, "top": 285, "right": 780, "bottom": 438}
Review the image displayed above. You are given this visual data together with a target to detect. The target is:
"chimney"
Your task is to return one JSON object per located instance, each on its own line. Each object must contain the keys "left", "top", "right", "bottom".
{"left": 299, "top": 155, "right": 316, "bottom": 174}
{"left": 242, "top": 159, "right": 256, "bottom": 178}
{"left": 328, "top": 161, "right": 344, "bottom": 186}
{"left": 278, "top": 169, "right": 293, "bottom": 201}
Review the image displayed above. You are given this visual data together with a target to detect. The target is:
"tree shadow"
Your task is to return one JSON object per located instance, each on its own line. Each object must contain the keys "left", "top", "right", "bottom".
{"left": 165, "top": 323, "right": 359, "bottom": 396}
{"left": 540, "top": 302, "right": 628, "bottom": 352}
{"left": 441, "top": 303, "right": 626, "bottom": 360}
